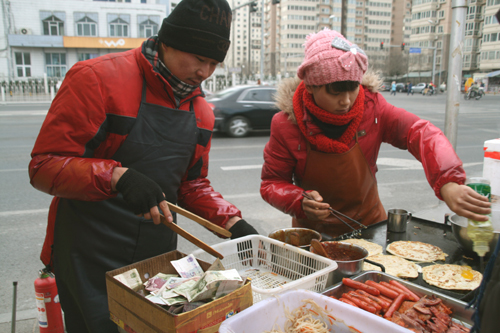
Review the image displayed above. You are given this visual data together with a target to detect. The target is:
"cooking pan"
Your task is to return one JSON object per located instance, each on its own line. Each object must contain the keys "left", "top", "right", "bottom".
{"left": 310, "top": 241, "right": 385, "bottom": 284}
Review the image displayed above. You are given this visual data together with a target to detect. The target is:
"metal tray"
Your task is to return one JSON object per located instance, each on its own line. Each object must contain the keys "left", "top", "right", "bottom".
{"left": 322, "top": 271, "right": 473, "bottom": 327}
{"left": 330, "top": 216, "right": 483, "bottom": 301}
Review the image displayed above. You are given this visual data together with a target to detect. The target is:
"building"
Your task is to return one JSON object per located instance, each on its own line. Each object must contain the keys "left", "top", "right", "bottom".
{"left": 0, "top": 0, "right": 166, "bottom": 81}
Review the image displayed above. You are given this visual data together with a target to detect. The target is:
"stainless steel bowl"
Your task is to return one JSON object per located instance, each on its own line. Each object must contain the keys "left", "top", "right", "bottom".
{"left": 447, "top": 214, "right": 499, "bottom": 256}
{"left": 268, "top": 228, "right": 321, "bottom": 250}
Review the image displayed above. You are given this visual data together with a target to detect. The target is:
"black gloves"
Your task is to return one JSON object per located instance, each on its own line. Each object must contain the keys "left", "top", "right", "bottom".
{"left": 115, "top": 168, "right": 165, "bottom": 215}
{"left": 229, "top": 219, "right": 259, "bottom": 239}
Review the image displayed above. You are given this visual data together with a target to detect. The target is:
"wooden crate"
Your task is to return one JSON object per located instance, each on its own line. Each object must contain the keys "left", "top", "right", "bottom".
{"left": 106, "top": 250, "right": 253, "bottom": 333}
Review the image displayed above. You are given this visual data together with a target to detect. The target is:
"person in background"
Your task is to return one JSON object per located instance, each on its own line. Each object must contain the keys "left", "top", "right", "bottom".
{"left": 390, "top": 81, "right": 396, "bottom": 95}
{"left": 440, "top": 81, "right": 446, "bottom": 93}
{"left": 260, "top": 29, "right": 490, "bottom": 240}
{"left": 407, "top": 82, "right": 413, "bottom": 96}
{"left": 28, "top": 0, "right": 258, "bottom": 331}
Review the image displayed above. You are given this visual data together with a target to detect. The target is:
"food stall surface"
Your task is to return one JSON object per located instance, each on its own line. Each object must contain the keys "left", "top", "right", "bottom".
{"left": 332, "top": 215, "right": 486, "bottom": 301}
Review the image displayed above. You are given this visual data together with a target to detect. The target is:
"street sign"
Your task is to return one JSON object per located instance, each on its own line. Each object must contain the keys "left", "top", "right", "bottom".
{"left": 409, "top": 47, "right": 421, "bottom": 54}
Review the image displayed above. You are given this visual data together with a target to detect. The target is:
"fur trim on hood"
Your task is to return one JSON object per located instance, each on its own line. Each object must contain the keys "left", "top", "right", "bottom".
{"left": 274, "top": 70, "right": 382, "bottom": 124}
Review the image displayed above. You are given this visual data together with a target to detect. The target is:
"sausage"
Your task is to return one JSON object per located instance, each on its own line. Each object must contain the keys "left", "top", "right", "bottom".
{"left": 378, "top": 294, "right": 393, "bottom": 303}
{"left": 342, "top": 278, "right": 380, "bottom": 296}
{"left": 380, "top": 281, "right": 410, "bottom": 298}
{"left": 342, "top": 293, "right": 377, "bottom": 313}
{"left": 339, "top": 297, "right": 359, "bottom": 307}
{"left": 355, "top": 290, "right": 391, "bottom": 310}
{"left": 365, "top": 280, "right": 399, "bottom": 299}
{"left": 349, "top": 291, "right": 382, "bottom": 312}
{"left": 389, "top": 280, "right": 420, "bottom": 302}
{"left": 383, "top": 293, "right": 407, "bottom": 319}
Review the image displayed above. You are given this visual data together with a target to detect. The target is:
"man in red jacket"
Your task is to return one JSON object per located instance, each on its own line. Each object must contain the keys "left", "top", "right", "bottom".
{"left": 29, "top": 0, "right": 257, "bottom": 331}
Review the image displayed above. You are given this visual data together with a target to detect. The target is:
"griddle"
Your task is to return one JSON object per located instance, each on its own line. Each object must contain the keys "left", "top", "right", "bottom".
{"left": 330, "top": 216, "right": 488, "bottom": 301}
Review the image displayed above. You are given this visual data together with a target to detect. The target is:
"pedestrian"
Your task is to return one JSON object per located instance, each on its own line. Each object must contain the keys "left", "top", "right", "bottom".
{"left": 260, "top": 29, "right": 490, "bottom": 239}
{"left": 28, "top": 0, "right": 258, "bottom": 331}
{"left": 390, "top": 81, "right": 396, "bottom": 95}
{"left": 407, "top": 82, "right": 413, "bottom": 95}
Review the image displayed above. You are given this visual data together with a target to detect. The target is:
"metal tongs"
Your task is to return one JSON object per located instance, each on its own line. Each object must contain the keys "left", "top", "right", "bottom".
{"left": 301, "top": 191, "right": 366, "bottom": 238}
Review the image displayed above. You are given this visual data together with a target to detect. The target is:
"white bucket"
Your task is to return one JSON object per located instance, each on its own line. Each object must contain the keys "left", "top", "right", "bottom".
{"left": 483, "top": 138, "right": 500, "bottom": 231}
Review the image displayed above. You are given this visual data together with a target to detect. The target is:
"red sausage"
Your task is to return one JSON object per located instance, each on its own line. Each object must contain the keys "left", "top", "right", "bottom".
{"left": 342, "top": 278, "right": 380, "bottom": 296}
{"left": 378, "top": 294, "right": 393, "bottom": 303}
{"left": 355, "top": 290, "right": 391, "bottom": 310}
{"left": 389, "top": 280, "right": 420, "bottom": 302}
{"left": 365, "top": 280, "right": 399, "bottom": 299}
{"left": 340, "top": 297, "right": 359, "bottom": 307}
{"left": 342, "top": 293, "right": 377, "bottom": 313}
{"left": 349, "top": 291, "right": 382, "bottom": 312}
{"left": 380, "top": 281, "right": 410, "bottom": 298}
{"left": 383, "top": 293, "right": 407, "bottom": 319}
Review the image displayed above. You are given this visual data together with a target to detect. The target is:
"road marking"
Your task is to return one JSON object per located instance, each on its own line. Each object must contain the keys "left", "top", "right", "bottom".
{"left": 211, "top": 145, "right": 264, "bottom": 150}
{"left": 221, "top": 165, "right": 262, "bottom": 171}
{"left": 0, "top": 208, "right": 48, "bottom": 217}
{"left": 0, "top": 110, "right": 48, "bottom": 116}
{"left": 224, "top": 193, "right": 261, "bottom": 199}
{"left": 0, "top": 168, "right": 26, "bottom": 172}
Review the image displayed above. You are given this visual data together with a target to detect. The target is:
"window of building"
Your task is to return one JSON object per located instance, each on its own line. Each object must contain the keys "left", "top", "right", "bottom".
{"left": 438, "top": 25, "right": 444, "bottom": 33}
{"left": 46, "top": 53, "right": 67, "bottom": 77}
{"left": 15, "top": 52, "right": 31, "bottom": 77}
{"left": 75, "top": 14, "right": 98, "bottom": 37}
{"left": 138, "top": 16, "right": 160, "bottom": 38}
{"left": 78, "top": 53, "right": 99, "bottom": 61}
{"left": 491, "top": 33, "right": 498, "bottom": 42}
{"left": 108, "top": 14, "right": 130, "bottom": 37}
{"left": 43, "top": 15, "right": 64, "bottom": 36}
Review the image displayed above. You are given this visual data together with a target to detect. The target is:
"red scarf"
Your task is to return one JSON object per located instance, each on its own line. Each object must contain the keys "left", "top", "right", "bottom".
{"left": 293, "top": 81, "right": 365, "bottom": 153}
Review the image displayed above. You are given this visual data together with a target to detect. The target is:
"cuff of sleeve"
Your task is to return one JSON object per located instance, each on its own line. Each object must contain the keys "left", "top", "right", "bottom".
{"left": 228, "top": 219, "right": 258, "bottom": 239}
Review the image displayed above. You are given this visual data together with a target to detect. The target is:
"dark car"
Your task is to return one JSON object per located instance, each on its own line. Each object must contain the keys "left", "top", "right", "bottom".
{"left": 206, "top": 85, "right": 279, "bottom": 137}
{"left": 380, "top": 82, "right": 391, "bottom": 91}
{"left": 395, "top": 83, "right": 407, "bottom": 92}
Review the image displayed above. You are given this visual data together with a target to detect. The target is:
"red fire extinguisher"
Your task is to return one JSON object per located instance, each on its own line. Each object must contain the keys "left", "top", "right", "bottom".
{"left": 34, "top": 268, "right": 65, "bottom": 332}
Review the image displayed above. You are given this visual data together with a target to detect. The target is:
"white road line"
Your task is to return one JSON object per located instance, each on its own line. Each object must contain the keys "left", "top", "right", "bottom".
{"left": 224, "top": 193, "right": 261, "bottom": 199}
{"left": 0, "top": 208, "right": 49, "bottom": 217}
{"left": 211, "top": 145, "right": 264, "bottom": 150}
{"left": 221, "top": 165, "right": 262, "bottom": 171}
{"left": 0, "top": 110, "right": 48, "bottom": 116}
{"left": 0, "top": 168, "right": 26, "bottom": 172}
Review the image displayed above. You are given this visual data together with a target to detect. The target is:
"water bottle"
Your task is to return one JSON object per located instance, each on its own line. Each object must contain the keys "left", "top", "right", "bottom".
{"left": 466, "top": 177, "right": 494, "bottom": 257}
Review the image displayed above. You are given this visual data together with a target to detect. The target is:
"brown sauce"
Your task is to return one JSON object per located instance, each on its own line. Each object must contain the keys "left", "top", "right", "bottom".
{"left": 322, "top": 242, "right": 366, "bottom": 261}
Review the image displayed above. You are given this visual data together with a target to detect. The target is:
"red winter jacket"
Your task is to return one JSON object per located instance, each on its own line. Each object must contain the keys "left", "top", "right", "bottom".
{"left": 29, "top": 43, "right": 241, "bottom": 266}
{"left": 260, "top": 76, "right": 465, "bottom": 220}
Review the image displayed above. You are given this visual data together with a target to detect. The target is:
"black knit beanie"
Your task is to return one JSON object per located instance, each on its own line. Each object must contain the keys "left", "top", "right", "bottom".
{"left": 158, "top": 0, "right": 232, "bottom": 63}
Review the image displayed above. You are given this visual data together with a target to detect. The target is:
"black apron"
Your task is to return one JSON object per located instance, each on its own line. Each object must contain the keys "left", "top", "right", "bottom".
{"left": 53, "top": 81, "right": 200, "bottom": 332}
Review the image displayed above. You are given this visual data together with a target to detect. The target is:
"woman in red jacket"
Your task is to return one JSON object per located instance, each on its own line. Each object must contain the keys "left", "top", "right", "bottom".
{"left": 260, "top": 29, "right": 489, "bottom": 238}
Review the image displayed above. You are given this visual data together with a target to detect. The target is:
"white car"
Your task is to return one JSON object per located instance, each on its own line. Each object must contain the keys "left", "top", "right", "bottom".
{"left": 411, "top": 83, "right": 427, "bottom": 94}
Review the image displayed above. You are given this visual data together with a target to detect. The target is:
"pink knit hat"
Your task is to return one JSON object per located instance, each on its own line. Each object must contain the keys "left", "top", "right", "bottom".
{"left": 297, "top": 29, "right": 368, "bottom": 86}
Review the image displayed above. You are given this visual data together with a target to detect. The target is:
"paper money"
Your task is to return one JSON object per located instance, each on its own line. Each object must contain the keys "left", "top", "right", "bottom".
{"left": 114, "top": 268, "right": 142, "bottom": 291}
{"left": 207, "top": 258, "right": 226, "bottom": 271}
{"left": 185, "top": 269, "right": 243, "bottom": 302}
{"left": 163, "top": 296, "right": 187, "bottom": 306}
{"left": 171, "top": 254, "right": 204, "bottom": 278}
{"left": 169, "top": 279, "right": 199, "bottom": 301}
{"left": 145, "top": 294, "right": 168, "bottom": 305}
{"left": 144, "top": 273, "right": 177, "bottom": 293}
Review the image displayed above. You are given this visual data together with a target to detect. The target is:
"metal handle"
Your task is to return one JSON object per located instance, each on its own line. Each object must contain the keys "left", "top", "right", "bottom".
{"left": 364, "top": 259, "right": 386, "bottom": 273}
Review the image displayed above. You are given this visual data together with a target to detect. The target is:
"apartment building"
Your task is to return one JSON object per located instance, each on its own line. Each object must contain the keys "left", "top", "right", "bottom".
{"left": 0, "top": 0, "right": 167, "bottom": 81}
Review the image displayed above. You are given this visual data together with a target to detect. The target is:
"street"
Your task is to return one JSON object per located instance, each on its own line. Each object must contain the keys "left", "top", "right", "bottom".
{"left": 1, "top": 92, "right": 499, "bottom": 331}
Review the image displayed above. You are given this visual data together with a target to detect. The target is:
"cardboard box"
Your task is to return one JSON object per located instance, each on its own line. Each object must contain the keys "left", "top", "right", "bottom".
{"left": 106, "top": 250, "right": 253, "bottom": 333}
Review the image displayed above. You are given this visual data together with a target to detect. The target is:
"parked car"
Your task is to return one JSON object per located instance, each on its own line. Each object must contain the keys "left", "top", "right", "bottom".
{"left": 206, "top": 85, "right": 279, "bottom": 137}
{"left": 395, "top": 83, "right": 407, "bottom": 92}
{"left": 411, "top": 83, "right": 427, "bottom": 94}
{"left": 380, "top": 82, "right": 391, "bottom": 91}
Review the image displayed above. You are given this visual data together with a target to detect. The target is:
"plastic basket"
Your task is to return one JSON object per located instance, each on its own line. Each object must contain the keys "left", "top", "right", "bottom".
{"left": 191, "top": 235, "right": 338, "bottom": 303}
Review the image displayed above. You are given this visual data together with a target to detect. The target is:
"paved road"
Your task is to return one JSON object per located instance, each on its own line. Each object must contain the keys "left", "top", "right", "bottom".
{"left": 1, "top": 92, "right": 499, "bottom": 331}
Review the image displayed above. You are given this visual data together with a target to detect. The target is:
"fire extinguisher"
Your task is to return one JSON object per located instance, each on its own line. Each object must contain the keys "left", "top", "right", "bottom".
{"left": 34, "top": 268, "right": 65, "bottom": 332}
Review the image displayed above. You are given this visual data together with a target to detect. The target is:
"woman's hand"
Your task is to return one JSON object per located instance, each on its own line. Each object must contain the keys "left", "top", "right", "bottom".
{"left": 302, "top": 191, "right": 332, "bottom": 221}
{"left": 441, "top": 182, "right": 491, "bottom": 222}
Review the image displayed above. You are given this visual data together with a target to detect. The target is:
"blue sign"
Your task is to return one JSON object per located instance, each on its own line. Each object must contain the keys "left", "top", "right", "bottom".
{"left": 409, "top": 47, "right": 421, "bottom": 54}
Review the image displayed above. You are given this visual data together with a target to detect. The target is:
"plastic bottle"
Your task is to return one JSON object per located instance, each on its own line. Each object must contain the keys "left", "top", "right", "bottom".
{"left": 466, "top": 177, "right": 494, "bottom": 257}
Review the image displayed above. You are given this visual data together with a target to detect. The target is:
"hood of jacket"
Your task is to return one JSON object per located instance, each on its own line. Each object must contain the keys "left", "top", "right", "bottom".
{"left": 275, "top": 70, "right": 382, "bottom": 124}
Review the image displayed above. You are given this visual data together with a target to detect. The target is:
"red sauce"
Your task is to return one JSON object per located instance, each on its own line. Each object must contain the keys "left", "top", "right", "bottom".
{"left": 322, "top": 242, "right": 366, "bottom": 261}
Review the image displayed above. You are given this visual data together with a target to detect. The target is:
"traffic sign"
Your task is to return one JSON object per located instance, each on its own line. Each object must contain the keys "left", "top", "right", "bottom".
{"left": 409, "top": 47, "right": 421, "bottom": 54}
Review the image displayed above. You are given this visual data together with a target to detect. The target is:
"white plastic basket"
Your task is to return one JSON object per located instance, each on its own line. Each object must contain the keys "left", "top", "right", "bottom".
{"left": 191, "top": 235, "right": 338, "bottom": 303}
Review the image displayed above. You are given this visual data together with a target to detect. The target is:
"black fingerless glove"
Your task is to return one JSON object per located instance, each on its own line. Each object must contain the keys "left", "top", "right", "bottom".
{"left": 115, "top": 168, "right": 165, "bottom": 215}
{"left": 229, "top": 219, "right": 259, "bottom": 239}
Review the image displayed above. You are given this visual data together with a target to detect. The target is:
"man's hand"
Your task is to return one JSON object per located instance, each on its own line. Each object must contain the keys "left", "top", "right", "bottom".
{"left": 302, "top": 190, "right": 331, "bottom": 221}
{"left": 113, "top": 167, "right": 173, "bottom": 225}
{"left": 441, "top": 182, "right": 491, "bottom": 222}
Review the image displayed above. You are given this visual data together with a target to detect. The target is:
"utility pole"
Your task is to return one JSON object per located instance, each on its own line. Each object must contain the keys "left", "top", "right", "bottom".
{"left": 445, "top": 0, "right": 467, "bottom": 150}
